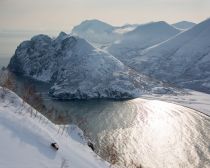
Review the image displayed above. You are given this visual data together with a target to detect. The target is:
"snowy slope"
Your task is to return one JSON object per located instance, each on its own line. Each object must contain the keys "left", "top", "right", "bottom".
{"left": 130, "top": 18, "right": 210, "bottom": 93}
{"left": 0, "top": 87, "right": 109, "bottom": 168}
{"left": 172, "top": 21, "right": 196, "bottom": 30}
{"left": 108, "top": 21, "right": 180, "bottom": 62}
{"left": 8, "top": 32, "right": 177, "bottom": 100}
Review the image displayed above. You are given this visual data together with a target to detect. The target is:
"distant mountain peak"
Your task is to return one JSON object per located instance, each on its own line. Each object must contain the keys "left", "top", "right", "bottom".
{"left": 172, "top": 21, "right": 196, "bottom": 30}
{"left": 82, "top": 19, "right": 110, "bottom": 25}
{"left": 126, "top": 21, "right": 180, "bottom": 35}
{"left": 72, "top": 19, "right": 118, "bottom": 45}
{"left": 58, "top": 31, "right": 67, "bottom": 37}
{"left": 31, "top": 34, "right": 51, "bottom": 42}
{"left": 73, "top": 19, "right": 114, "bottom": 32}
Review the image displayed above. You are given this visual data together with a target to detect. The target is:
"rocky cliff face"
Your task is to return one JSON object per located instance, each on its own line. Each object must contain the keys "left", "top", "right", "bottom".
{"left": 8, "top": 32, "right": 176, "bottom": 99}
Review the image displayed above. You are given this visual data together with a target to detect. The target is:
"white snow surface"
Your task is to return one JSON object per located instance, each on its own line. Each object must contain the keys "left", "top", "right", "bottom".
{"left": 0, "top": 87, "right": 109, "bottom": 168}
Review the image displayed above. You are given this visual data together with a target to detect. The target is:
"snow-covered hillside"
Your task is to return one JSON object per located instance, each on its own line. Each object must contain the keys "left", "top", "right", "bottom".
{"left": 130, "top": 18, "right": 210, "bottom": 93}
{"left": 8, "top": 32, "right": 177, "bottom": 100}
{"left": 108, "top": 21, "right": 180, "bottom": 62}
{"left": 0, "top": 87, "right": 109, "bottom": 168}
{"left": 172, "top": 21, "right": 196, "bottom": 30}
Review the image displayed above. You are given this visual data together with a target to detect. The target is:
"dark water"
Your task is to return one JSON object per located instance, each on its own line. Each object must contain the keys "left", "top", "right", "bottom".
{"left": 11, "top": 76, "right": 210, "bottom": 168}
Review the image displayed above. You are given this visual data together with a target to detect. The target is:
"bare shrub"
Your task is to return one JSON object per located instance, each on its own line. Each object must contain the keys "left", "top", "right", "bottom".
{"left": 0, "top": 70, "right": 16, "bottom": 92}
{"left": 57, "top": 114, "right": 65, "bottom": 123}
{"left": 22, "top": 84, "right": 46, "bottom": 113}
{"left": 100, "top": 142, "right": 120, "bottom": 167}
{"left": 125, "top": 160, "right": 143, "bottom": 168}
{"left": 45, "top": 107, "right": 55, "bottom": 120}
{"left": 0, "top": 89, "right": 6, "bottom": 100}
{"left": 76, "top": 117, "right": 91, "bottom": 138}
{"left": 0, "top": 70, "right": 16, "bottom": 103}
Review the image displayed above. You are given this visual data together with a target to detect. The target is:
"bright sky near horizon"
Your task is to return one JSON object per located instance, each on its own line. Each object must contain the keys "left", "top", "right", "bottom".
{"left": 0, "top": 0, "right": 209, "bottom": 31}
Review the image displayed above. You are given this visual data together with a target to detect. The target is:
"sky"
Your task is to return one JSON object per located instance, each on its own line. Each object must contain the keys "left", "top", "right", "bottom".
{"left": 0, "top": 0, "right": 210, "bottom": 32}
{"left": 0, "top": 0, "right": 209, "bottom": 60}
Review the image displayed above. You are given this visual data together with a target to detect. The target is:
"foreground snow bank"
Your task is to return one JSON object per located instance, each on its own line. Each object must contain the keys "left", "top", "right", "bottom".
{"left": 0, "top": 87, "right": 109, "bottom": 168}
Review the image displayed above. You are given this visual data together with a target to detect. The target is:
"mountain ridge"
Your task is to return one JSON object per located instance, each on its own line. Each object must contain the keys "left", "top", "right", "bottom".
{"left": 129, "top": 18, "right": 210, "bottom": 93}
{"left": 8, "top": 33, "right": 178, "bottom": 99}
{"left": 107, "top": 21, "right": 180, "bottom": 62}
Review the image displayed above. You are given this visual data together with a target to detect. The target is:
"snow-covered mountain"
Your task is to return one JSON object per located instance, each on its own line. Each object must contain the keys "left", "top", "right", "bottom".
{"left": 130, "top": 18, "right": 210, "bottom": 93}
{"left": 108, "top": 21, "right": 181, "bottom": 62}
{"left": 71, "top": 19, "right": 138, "bottom": 48}
{"left": 0, "top": 87, "right": 109, "bottom": 168}
{"left": 8, "top": 32, "right": 177, "bottom": 100}
{"left": 72, "top": 19, "right": 120, "bottom": 47}
{"left": 172, "top": 21, "right": 196, "bottom": 30}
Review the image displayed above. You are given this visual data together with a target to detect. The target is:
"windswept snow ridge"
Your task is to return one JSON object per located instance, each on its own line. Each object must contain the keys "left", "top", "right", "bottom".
{"left": 0, "top": 87, "right": 109, "bottom": 168}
